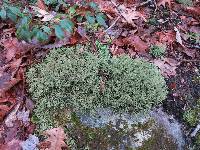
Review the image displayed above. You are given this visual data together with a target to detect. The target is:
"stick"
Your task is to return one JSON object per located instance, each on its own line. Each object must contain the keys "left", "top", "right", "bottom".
{"left": 104, "top": 16, "right": 120, "bottom": 33}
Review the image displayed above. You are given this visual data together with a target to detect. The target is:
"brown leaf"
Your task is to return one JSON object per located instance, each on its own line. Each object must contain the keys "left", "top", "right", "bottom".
{"left": 123, "top": 36, "right": 149, "bottom": 53}
{"left": 118, "top": 5, "right": 147, "bottom": 25}
{"left": 37, "top": 0, "right": 47, "bottom": 11}
{"left": 3, "top": 38, "right": 33, "bottom": 62}
{"left": 158, "top": 0, "right": 172, "bottom": 9}
{"left": 0, "top": 139, "right": 22, "bottom": 150}
{"left": 4, "top": 39, "right": 19, "bottom": 62}
{"left": 153, "top": 58, "right": 180, "bottom": 78}
{"left": 185, "top": 7, "right": 200, "bottom": 16}
{"left": 110, "top": 45, "right": 125, "bottom": 56}
{"left": 183, "top": 48, "right": 196, "bottom": 58}
{"left": 156, "top": 31, "right": 176, "bottom": 45}
{"left": 41, "top": 127, "right": 68, "bottom": 150}
{"left": 0, "top": 78, "right": 21, "bottom": 97}
{"left": 4, "top": 103, "right": 20, "bottom": 127}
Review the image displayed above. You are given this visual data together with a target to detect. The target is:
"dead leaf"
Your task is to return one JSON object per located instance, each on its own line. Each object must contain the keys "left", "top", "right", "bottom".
{"left": 156, "top": 31, "right": 176, "bottom": 45}
{"left": 31, "top": 6, "right": 55, "bottom": 22}
{"left": 158, "top": 0, "right": 172, "bottom": 9}
{"left": 174, "top": 27, "right": 183, "bottom": 46}
{"left": 123, "top": 36, "right": 149, "bottom": 53}
{"left": 185, "top": 7, "right": 200, "bottom": 16}
{"left": 40, "top": 127, "right": 68, "bottom": 150}
{"left": 17, "top": 107, "right": 30, "bottom": 126}
{"left": 3, "top": 38, "right": 33, "bottom": 62}
{"left": 118, "top": 5, "right": 146, "bottom": 26}
{"left": 37, "top": 0, "right": 47, "bottom": 11}
{"left": 21, "top": 134, "right": 39, "bottom": 150}
{"left": 4, "top": 103, "right": 20, "bottom": 127}
{"left": 0, "top": 139, "right": 22, "bottom": 150}
{"left": 0, "top": 96, "right": 16, "bottom": 121}
{"left": 153, "top": 58, "right": 180, "bottom": 78}
{"left": 4, "top": 38, "right": 19, "bottom": 62}
{"left": 0, "top": 78, "right": 21, "bottom": 97}
{"left": 110, "top": 45, "right": 125, "bottom": 56}
{"left": 183, "top": 48, "right": 196, "bottom": 58}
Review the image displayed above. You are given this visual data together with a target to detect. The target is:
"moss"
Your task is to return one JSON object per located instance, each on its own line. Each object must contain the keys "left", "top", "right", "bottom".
{"left": 149, "top": 44, "right": 166, "bottom": 58}
{"left": 195, "top": 133, "right": 200, "bottom": 146}
{"left": 27, "top": 43, "right": 167, "bottom": 131}
{"left": 138, "top": 126, "right": 177, "bottom": 150}
{"left": 176, "top": 0, "right": 193, "bottom": 6}
{"left": 148, "top": 17, "right": 159, "bottom": 26}
{"left": 183, "top": 109, "right": 198, "bottom": 127}
{"left": 183, "top": 99, "right": 200, "bottom": 127}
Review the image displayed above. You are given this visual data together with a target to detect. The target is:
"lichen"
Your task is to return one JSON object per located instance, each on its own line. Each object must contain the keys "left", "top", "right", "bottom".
{"left": 27, "top": 43, "right": 167, "bottom": 131}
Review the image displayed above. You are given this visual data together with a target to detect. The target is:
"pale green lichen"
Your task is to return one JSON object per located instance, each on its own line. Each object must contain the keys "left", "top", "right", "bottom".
{"left": 27, "top": 43, "right": 167, "bottom": 131}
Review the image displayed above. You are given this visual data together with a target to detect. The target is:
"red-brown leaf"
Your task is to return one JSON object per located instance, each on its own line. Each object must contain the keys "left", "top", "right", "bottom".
{"left": 37, "top": 0, "right": 47, "bottom": 11}
{"left": 123, "top": 36, "right": 149, "bottom": 53}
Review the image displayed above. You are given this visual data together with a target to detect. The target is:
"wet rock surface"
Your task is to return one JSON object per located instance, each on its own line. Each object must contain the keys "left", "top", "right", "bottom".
{"left": 66, "top": 108, "right": 186, "bottom": 150}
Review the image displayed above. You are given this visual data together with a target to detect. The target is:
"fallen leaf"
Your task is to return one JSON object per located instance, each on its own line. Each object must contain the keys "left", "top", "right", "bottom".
{"left": 174, "top": 27, "right": 183, "bottom": 46}
{"left": 0, "top": 139, "right": 22, "bottom": 150}
{"left": 123, "top": 36, "right": 149, "bottom": 53}
{"left": 183, "top": 48, "right": 196, "bottom": 58}
{"left": 110, "top": 45, "right": 125, "bottom": 56}
{"left": 37, "top": 0, "right": 47, "bottom": 11}
{"left": 4, "top": 121, "right": 21, "bottom": 142}
{"left": 118, "top": 5, "right": 146, "bottom": 26}
{"left": 156, "top": 31, "right": 176, "bottom": 45}
{"left": 21, "top": 134, "right": 39, "bottom": 150}
{"left": 17, "top": 107, "right": 30, "bottom": 126}
{"left": 4, "top": 38, "right": 19, "bottom": 62}
{"left": 4, "top": 103, "right": 20, "bottom": 127}
{"left": 185, "top": 7, "right": 200, "bottom": 16}
{"left": 40, "top": 127, "right": 67, "bottom": 150}
{"left": 0, "top": 96, "right": 16, "bottom": 122}
{"left": 31, "top": 6, "right": 55, "bottom": 22}
{"left": 153, "top": 58, "right": 180, "bottom": 78}
{"left": 3, "top": 38, "right": 33, "bottom": 62}
{"left": 158, "top": 0, "right": 172, "bottom": 9}
{"left": 0, "top": 78, "right": 21, "bottom": 97}
{"left": 42, "top": 13, "right": 55, "bottom": 22}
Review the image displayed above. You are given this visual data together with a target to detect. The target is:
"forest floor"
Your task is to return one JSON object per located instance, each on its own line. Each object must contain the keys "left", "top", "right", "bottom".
{"left": 0, "top": 0, "right": 199, "bottom": 149}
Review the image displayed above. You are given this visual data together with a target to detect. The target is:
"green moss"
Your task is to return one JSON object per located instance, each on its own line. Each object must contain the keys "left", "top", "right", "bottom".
{"left": 149, "top": 44, "right": 166, "bottom": 58}
{"left": 148, "top": 17, "right": 159, "bottom": 26}
{"left": 183, "top": 99, "right": 200, "bottom": 127}
{"left": 176, "top": 0, "right": 193, "bottom": 6}
{"left": 27, "top": 43, "right": 167, "bottom": 131}
{"left": 183, "top": 109, "right": 198, "bottom": 126}
{"left": 195, "top": 133, "right": 200, "bottom": 145}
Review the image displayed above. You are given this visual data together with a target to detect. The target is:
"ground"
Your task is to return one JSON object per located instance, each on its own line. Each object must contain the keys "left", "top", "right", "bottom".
{"left": 0, "top": 0, "right": 199, "bottom": 149}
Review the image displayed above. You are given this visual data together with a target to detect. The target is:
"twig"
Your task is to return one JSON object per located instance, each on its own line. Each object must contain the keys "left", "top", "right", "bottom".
{"left": 137, "top": 0, "right": 152, "bottom": 8}
{"left": 191, "top": 124, "right": 200, "bottom": 137}
{"left": 181, "top": 59, "right": 200, "bottom": 62}
{"left": 104, "top": 16, "right": 120, "bottom": 33}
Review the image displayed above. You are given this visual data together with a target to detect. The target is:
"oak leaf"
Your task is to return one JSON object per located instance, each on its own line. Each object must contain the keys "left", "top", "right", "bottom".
{"left": 153, "top": 58, "right": 180, "bottom": 78}
{"left": 123, "top": 36, "right": 149, "bottom": 53}
{"left": 118, "top": 5, "right": 146, "bottom": 26}
{"left": 41, "top": 127, "right": 68, "bottom": 150}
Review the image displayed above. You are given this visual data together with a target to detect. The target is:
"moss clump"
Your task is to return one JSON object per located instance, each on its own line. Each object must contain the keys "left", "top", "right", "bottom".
{"left": 183, "top": 99, "right": 200, "bottom": 127}
{"left": 149, "top": 44, "right": 166, "bottom": 58}
{"left": 27, "top": 44, "right": 167, "bottom": 131}
{"left": 176, "top": 0, "right": 193, "bottom": 6}
{"left": 183, "top": 109, "right": 198, "bottom": 127}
